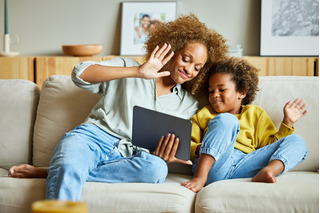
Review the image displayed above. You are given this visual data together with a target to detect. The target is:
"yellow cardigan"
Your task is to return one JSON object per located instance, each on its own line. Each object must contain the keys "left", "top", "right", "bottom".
{"left": 190, "top": 105, "right": 294, "bottom": 162}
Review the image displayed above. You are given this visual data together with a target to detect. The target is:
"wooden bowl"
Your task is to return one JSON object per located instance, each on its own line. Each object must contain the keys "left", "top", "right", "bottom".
{"left": 62, "top": 44, "right": 103, "bottom": 57}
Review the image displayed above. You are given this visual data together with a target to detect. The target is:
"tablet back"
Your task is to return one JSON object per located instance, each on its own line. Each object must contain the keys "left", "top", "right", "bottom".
{"left": 132, "top": 106, "right": 192, "bottom": 161}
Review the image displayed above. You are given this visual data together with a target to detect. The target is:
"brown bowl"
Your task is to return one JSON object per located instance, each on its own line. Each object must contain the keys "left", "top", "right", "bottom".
{"left": 62, "top": 44, "right": 103, "bottom": 57}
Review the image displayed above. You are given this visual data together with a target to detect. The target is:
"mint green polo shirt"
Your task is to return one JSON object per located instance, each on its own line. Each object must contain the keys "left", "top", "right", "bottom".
{"left": 72, "top": 57, "right": 204, "bottom": 157}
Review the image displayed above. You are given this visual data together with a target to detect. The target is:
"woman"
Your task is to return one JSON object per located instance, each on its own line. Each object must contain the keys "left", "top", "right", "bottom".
{"left": 9, "top": 14, "right": 228, "bottom": 201}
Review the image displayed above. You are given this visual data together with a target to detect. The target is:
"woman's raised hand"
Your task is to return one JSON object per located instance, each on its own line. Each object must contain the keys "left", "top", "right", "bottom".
{"left": 138, "top": 43, "right": 174, "bottom": 79}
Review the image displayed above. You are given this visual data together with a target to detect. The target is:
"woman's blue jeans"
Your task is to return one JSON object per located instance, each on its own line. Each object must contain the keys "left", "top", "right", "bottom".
{"left": 192, "top": 113, "right": 308, "bottom": 185}
{"left": 46, "top": 124, "right": 168, "bottom": 201}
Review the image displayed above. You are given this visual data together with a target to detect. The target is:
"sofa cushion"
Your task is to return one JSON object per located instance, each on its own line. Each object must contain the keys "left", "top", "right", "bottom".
{"left": 81, "top": 173, "right": 196, "bottom": 213}
{"left": 253, "top": 76, "right": 319, "bottom": 171}
{"left": 33, "top": 75, "right": 99, "bottom": 167}
{"left": 195, "top": 172, "right": 319, "bottom": 213}
{"left": 0, "top": 177, "right": 46, "bottom": 213}
{"left": 0, "top": 168, "right": 8, "bottom": 176}
{"left": 0, "top": 173, "right": 195, "bottom": 213}
{"left": 0, "top": 79, "right": 40, "bottom": 170}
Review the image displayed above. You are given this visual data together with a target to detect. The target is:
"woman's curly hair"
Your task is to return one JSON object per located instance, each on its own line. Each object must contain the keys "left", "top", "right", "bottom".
{"left": 209, "top": 57, "right": 259, "bottom": 105}
{"left": 144, "top": 14, "right": 228, "bottom": 95}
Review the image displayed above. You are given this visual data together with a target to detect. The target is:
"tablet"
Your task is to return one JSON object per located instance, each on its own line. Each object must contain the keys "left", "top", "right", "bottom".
{"left": 132, "top": 105, "right": 192, "bottom": 161}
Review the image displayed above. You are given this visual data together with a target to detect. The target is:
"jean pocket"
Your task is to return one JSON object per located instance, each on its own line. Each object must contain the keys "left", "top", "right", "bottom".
{"left": 104, "top": 146, "right": 122, "bottom": 162}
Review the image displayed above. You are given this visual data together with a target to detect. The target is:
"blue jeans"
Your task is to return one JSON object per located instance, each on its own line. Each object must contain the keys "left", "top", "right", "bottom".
{"left": 192, "top": 113, "right": 308, "bottom": 185}
{"left": 46, "top": 124, "right": 168, "bottom": 201}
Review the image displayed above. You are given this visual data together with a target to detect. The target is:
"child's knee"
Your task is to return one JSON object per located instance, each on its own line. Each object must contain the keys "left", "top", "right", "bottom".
{"left": 280, "top": 134, "right": 308, "bottom": 162}
{"left": 208, "top": 113, "right": 240, "bottom": 135}
{"left": 208, "top": 113, "right": 239, "bottom": 130}
{"left": 287, "top": 134, "right": 307, "bottom": 150}
{"left": 289, "top": 134, "right": 308, "bottom": 153}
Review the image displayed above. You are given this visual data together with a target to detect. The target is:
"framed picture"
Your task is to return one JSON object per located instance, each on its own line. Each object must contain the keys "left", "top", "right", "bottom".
{"left": 260, "top": 0, "right": 319, "bottom": 56}
{"left": 120, "top": 1, "right": 177, "bottom": 55}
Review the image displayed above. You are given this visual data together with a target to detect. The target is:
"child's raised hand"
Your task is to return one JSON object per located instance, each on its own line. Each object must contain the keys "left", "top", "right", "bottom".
{"left": 138, "top": 43, "right": 174, "bottom": 79}
{"left": 282, "top": 98, "right": 307, "bottom": 128}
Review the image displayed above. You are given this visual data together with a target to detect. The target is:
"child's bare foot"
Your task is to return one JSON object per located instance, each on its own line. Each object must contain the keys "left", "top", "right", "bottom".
{"left": 8, "top": 164, "right": 47, "bottom": 178}
{"left": 181, "top": 177, "right": 206, "bottom": 192}
{"left": 252, "top": 160, "right": 284, "bottom": 183}
{"left": 251, "top": 168, "right": 276, "bottom": 183}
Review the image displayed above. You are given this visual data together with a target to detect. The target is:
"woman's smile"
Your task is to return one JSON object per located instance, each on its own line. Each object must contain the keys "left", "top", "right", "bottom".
{"left": 178, "top": 69, "right": 189, "bottom": 79}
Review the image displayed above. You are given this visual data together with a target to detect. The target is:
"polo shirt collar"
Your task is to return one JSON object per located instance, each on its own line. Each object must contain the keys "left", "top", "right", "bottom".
{"left": 173, "top": 84, "right": 183, "bottom": 100}
{"left": 153, "top": 79, "right": 184, "bottom": 100}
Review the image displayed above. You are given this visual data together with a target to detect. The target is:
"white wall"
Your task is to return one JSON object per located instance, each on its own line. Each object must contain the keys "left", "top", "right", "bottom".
{"left": 0, "top": 0, "right": 260, "bottom": 56}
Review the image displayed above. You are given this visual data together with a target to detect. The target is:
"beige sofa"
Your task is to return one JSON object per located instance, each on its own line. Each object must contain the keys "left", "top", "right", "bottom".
{"left": 0, "top": 74, "right": 318, "bottom": 213}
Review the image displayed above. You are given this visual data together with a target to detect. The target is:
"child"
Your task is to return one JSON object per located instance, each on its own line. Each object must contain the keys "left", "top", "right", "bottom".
{"left": 181, "top": 57, "right": 308, "bottom": 193}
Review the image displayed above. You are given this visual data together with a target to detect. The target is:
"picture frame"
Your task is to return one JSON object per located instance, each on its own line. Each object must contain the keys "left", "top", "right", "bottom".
{"left": 260, "top": 0, "right": 319, "bottom": 56}
{"left": 120, "top": 1, "right": 177, "bottom": 56}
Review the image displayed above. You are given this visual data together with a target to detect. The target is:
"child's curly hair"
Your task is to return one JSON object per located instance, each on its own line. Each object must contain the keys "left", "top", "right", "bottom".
{"left": 209, "top": 57, "right": 259, "bottom": 105}
{"left": 145, "top": 14, "right": 228, "bottom": 95}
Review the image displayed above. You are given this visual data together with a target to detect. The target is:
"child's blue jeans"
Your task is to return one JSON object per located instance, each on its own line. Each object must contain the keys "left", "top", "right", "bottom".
{"left": 46, "top": 124, "right": 168, "bottom": 201}
{"left": 192, "top": 113, "right": 308, "bottom": 185}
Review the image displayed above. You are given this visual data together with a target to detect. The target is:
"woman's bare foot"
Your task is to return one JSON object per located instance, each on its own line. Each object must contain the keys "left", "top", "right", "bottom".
{"left": 8, "top": 164, "right": 47, "bottom": 178}
{"left": 251, "top": 168, "right": 276, "bottom": 183}
{"left": 181, "top": 177, "right": 206, "bottom": 192}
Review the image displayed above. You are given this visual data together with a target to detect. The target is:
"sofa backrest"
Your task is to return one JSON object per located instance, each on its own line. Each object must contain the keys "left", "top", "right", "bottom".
{"left": 32, "top": 75, "right": 99, "bottom": 167}
{"left": 253, "top": 76, "right": 319, "bottom": 172}
{"left": 32, "top": 75, "right": 319, "bottom": 172}
{"left": 0, "top": 79, "right": 40, "bottom": 170}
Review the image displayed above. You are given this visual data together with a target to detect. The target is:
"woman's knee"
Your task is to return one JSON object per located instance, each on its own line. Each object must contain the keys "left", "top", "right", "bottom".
{"left": 138, "top": 152, "right": 168, "bottom": 183}
{"left": 48, "top": 139, "right": 92, "bottom": 178}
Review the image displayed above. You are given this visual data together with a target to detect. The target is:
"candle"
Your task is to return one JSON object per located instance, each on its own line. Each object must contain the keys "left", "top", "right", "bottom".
{"left": 32, "top": 200, "right": 88, "bottom": 213}
{"left": 4, "top": 0, "right": 8, "bottom": 34}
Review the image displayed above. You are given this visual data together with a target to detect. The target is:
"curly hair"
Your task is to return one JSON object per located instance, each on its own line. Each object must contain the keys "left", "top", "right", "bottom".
{"left": 144, "top": 14, "right": 228, "bottom": 95}
{"left": 209, "top": 57, "right": 259, "bottom": 105}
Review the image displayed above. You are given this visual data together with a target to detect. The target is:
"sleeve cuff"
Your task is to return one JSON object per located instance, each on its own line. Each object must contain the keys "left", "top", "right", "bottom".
{"left": 72, "top": 61, "right": 97, "bottom": 85}
{"left": 190, "top": 143, "right": 201, "bottom": 162}
{"left": 276, "top": 122, "right": 295, "bottom": 138}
